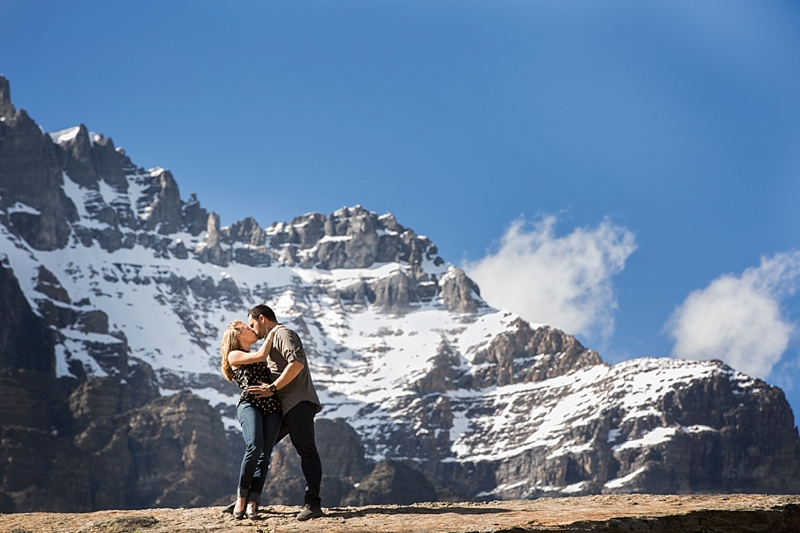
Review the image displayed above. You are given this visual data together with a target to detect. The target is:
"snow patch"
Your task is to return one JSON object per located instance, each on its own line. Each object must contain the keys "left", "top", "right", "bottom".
{"left": 612, "top": 426, "right": 678, "bottom": 452}
{"left": 6, "top": 202, "right": 41, "bottom": 216}
{"left": 50, "top": 126, "right": 80, "bottom": 143}
{"left": 604, "top": 467, "right": 646, "bottom": 489}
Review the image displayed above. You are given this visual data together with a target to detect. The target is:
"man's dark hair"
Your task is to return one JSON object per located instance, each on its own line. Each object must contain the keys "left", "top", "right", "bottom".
{"left": 248, "top": 304, "right": 277, "bottom": 322}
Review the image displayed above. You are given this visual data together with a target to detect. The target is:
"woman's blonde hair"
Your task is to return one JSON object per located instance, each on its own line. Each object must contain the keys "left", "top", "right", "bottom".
{"left": 220, "top": 320, "right": 247, "bottom": 381}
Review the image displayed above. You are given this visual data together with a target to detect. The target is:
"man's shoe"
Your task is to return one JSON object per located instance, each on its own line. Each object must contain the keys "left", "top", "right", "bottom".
{"left": 296, "top": 503, "right": 323, "bottom": 521}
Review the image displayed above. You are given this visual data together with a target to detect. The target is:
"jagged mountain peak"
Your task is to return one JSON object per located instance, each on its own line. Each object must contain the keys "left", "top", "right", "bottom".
{"left": 0, "top": 74, "right": 14, "bottom": 120}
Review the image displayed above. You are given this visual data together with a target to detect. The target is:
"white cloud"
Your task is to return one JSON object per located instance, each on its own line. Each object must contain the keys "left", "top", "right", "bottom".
{"left": 666, "top": 251, "right": 800, "bottom": 378}
{"left": 464, "top": 215, "right": 637, "bottom": 343}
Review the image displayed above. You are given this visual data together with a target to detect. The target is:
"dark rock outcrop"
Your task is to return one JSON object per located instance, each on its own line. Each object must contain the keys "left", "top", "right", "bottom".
{"left": 220, "top": 216, "right": 271, "bottom": 266}
{"left": 440, "top": 267, "right": 483, "bottom": 314}
{"left": 0, "top": 104, "right": 78, "bottom": 250}
{"left": 471, "top": 318, "right": 603, "bottom": 388}
{"left": 0, "top": 261, "right": 55, "bottom": 374}
{"left": 0, "top": 244, "right": 229, "bottom": 512}
{"left": 370, "top": 270, "right": 419, "bottom": 314}
{"left": 264, "top": 206, "right": 445, "bottom": 273}
{"left": 0, "top": 75, "right": 212, "bottom": 253}
{"left": 262, "top": 418, "right": 375, "bottom": 506}
{"left": 614, "top": 368, "right": 800, "bottom": 495}
{"left": 69, "top": 371, "right": 159, "bottom": 431}
{"left": 181, "top": 192, "right": 209, "bottom": 236}
{"left": 61, "top": 124, "right": 101, "bottom": 189}
{"left": 316, "top": 418, "right": 373, "bottom": 480}
{"left": 262, "top": 418, "right": 441, "bottom": 507}
{"left": 343, "top": 460, "right": 440, "bottom": 506}
{"left": 93, "top": 135, "right": 128, "bottom": 191}
{"left": 57, "top": 125, "right": 129, "bottom": 193}
{"left": 194, "top": 212, "right": 227, "bottom": 266}
{"left": 75, "top": 391, "right": 233, "bottom": 509}
{"left": 139, "top": 168, "right": 183, "bottom": 234}
{"left": 0, "top": 75, "right": 14, "bottom": 120}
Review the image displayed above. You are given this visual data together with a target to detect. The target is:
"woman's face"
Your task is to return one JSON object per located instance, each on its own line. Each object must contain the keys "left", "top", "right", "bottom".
{"left": 238, "top": 325, "right": 257, "bottom": 345}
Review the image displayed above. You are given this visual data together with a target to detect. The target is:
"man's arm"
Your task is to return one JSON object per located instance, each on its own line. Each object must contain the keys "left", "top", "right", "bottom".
{"left": 248, "top": 359, "right": 303, "bottom": 397}
{"left": 249, "top": 329, "right": 305, "bottom": 397}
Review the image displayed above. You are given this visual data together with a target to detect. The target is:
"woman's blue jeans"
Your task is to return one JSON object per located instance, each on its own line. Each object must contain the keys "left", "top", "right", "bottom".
{"left": 237, "top": 402, "right": 282, "bottom": 504}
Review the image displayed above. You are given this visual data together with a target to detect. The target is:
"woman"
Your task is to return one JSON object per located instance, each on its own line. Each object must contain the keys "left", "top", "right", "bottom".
{"left": 220, "top": 320, "right": 281, "bottom": 520}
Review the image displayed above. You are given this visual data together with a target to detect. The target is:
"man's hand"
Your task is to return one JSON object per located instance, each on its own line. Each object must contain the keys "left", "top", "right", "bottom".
{"left": 248, "top": 382, "right": 274, "bottom": 398}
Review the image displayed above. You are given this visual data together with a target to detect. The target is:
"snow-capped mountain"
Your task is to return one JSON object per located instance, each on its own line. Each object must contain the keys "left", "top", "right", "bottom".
{"left": 1, "top": 75, "right": 799, "bottom": 511}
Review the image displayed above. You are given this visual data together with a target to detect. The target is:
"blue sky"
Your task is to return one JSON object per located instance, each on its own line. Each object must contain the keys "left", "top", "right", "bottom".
{"left": 3, "top": 1, "right": 800, "bottom": 421}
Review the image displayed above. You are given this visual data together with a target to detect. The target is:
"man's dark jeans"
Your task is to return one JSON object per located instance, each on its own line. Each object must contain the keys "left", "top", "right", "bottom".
{"left": 277, "top": 401, "right": 323, "bottom": 506}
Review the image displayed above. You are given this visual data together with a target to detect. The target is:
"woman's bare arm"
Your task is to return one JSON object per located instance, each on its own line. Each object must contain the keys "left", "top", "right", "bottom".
{"left": 228, "top": 326, "right": 282, "bottom": 367}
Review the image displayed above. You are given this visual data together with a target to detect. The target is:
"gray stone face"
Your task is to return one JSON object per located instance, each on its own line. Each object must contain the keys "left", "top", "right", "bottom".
{"left": 69, "top": 376, "right": 134, "bottom": 428}
{"left": 0, "top": 425, "right": 92, "bottom": 512}
{"left": 440, "top": 268, "right": 482, "bottom": 314}
{"left": 292, "top": 212, "right": 326, "bottom": 247}
{"left": 316, "top": 207, "right": 381, "bottom": 269}
{"left": 34, "top": 265, "right": 71, "bottom": 304}
{"left": 0, "top": 76, "right": 208, "bottom": 255}
{"left": 253, "top": 207, "right": 448, "bottom": 314}
{"left": 140, "top": 169, "right": 183, "bottom": 234}
{"left": 0, "top": 75, "right": 15, "bottom": 120}
{"left": 0, "top": 108, "right": 78, "bottom": 250}
{"left": 72, "top": 390, "right": 232, "bottom": 509}
{"left": 370, "top": 270, "right": 419, "bottom": 314}
{"left": 484, "top": 361, "right": 800, "bottom": 498}
{"left": 62, "top": 125, "right": 100, "bottom": 190}
{"left": 263, "top": 206, "right": 445, "bottom": 273}
{"left": 337, "top": 280, "right": 374, "bottom": 308}
{"left": 222, "top": 216, "right": 264, "bottom": 246}
{"left": 0, "top": 255, "right": 225, "bottom": 512}
{"left": 93, "top": 135, "right": 128, "bottom": 191}
{"left": 467, "top": 319, "right": 603, "bottom": 388}
{"left": 170, "top": 239, "right": 189, "bottom": 259}
{"left": 262, "top": 418, "right": 446, "bottom": 507}
{"left": 316, "top": 418, "right": 373, "bottom": 480}
{"left": 219, "top": 217, "right": 272, "bottom": 266}
{"left": 343, "top": 460, "right": 439, "bottom": 506}
{"left": 412, "top": 342, "right": 464, "bottom": 396}
{"left": 0, "top": 264, "right": 224, "bottom": 511}
{"left": 194, "top": 212, "right": 227, "bottom": 266}
{"left": 0, "top": 261, "right": 55, "bottom": 375}
{"left": 181, "top": 192, "right": 208, "bottom": 236}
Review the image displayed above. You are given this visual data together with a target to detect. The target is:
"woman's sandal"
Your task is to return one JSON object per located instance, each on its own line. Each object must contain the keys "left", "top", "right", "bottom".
{"left": 246, "top": 503, "right": 260, "bottom": 520}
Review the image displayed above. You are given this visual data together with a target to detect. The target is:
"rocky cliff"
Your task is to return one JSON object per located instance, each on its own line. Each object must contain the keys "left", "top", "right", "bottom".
{"left": 1, "top": 74, "right": 799, "bottom": 512}
{"left": 0, "top": 261, "right": 232, "bottom": 512}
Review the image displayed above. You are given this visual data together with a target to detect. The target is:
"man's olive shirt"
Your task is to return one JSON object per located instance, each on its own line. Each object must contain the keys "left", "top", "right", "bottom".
{"left": 267, "top": 327, "right": 322, "bottom": 416}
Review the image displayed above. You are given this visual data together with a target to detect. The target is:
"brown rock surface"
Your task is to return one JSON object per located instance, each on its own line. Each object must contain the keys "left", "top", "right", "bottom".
{"left": 1, "top": 495, "right": 799, "bottom": 533}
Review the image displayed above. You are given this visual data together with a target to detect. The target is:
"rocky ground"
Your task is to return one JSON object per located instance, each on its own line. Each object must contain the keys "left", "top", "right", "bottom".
{"left": 2, "top": 494, "right": 799, "bottom": 533}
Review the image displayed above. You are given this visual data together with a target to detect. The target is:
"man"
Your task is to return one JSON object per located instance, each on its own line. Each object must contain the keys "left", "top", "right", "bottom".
{"left": 247, "top": 304, "right": 324, "bottom": 521}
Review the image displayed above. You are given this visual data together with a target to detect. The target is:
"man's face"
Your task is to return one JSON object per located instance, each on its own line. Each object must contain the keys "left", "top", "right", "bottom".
{"left": 247, "top": 315, "right": 267, "bottom": 339}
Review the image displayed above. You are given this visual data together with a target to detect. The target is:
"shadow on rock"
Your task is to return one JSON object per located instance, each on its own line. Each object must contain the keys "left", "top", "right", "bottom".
{"left": 324, "top": 505, "right": 512, "bottom": 518}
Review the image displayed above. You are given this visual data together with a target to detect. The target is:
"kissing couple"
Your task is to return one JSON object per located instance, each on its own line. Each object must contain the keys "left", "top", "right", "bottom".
{"left": 219, "top": 304, "right": 324, "bottom": 521}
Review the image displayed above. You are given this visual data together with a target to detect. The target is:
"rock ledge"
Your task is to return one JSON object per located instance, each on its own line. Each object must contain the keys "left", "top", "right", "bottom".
{"left": 1, "top": 494, "right": 799, "bottom": 533}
